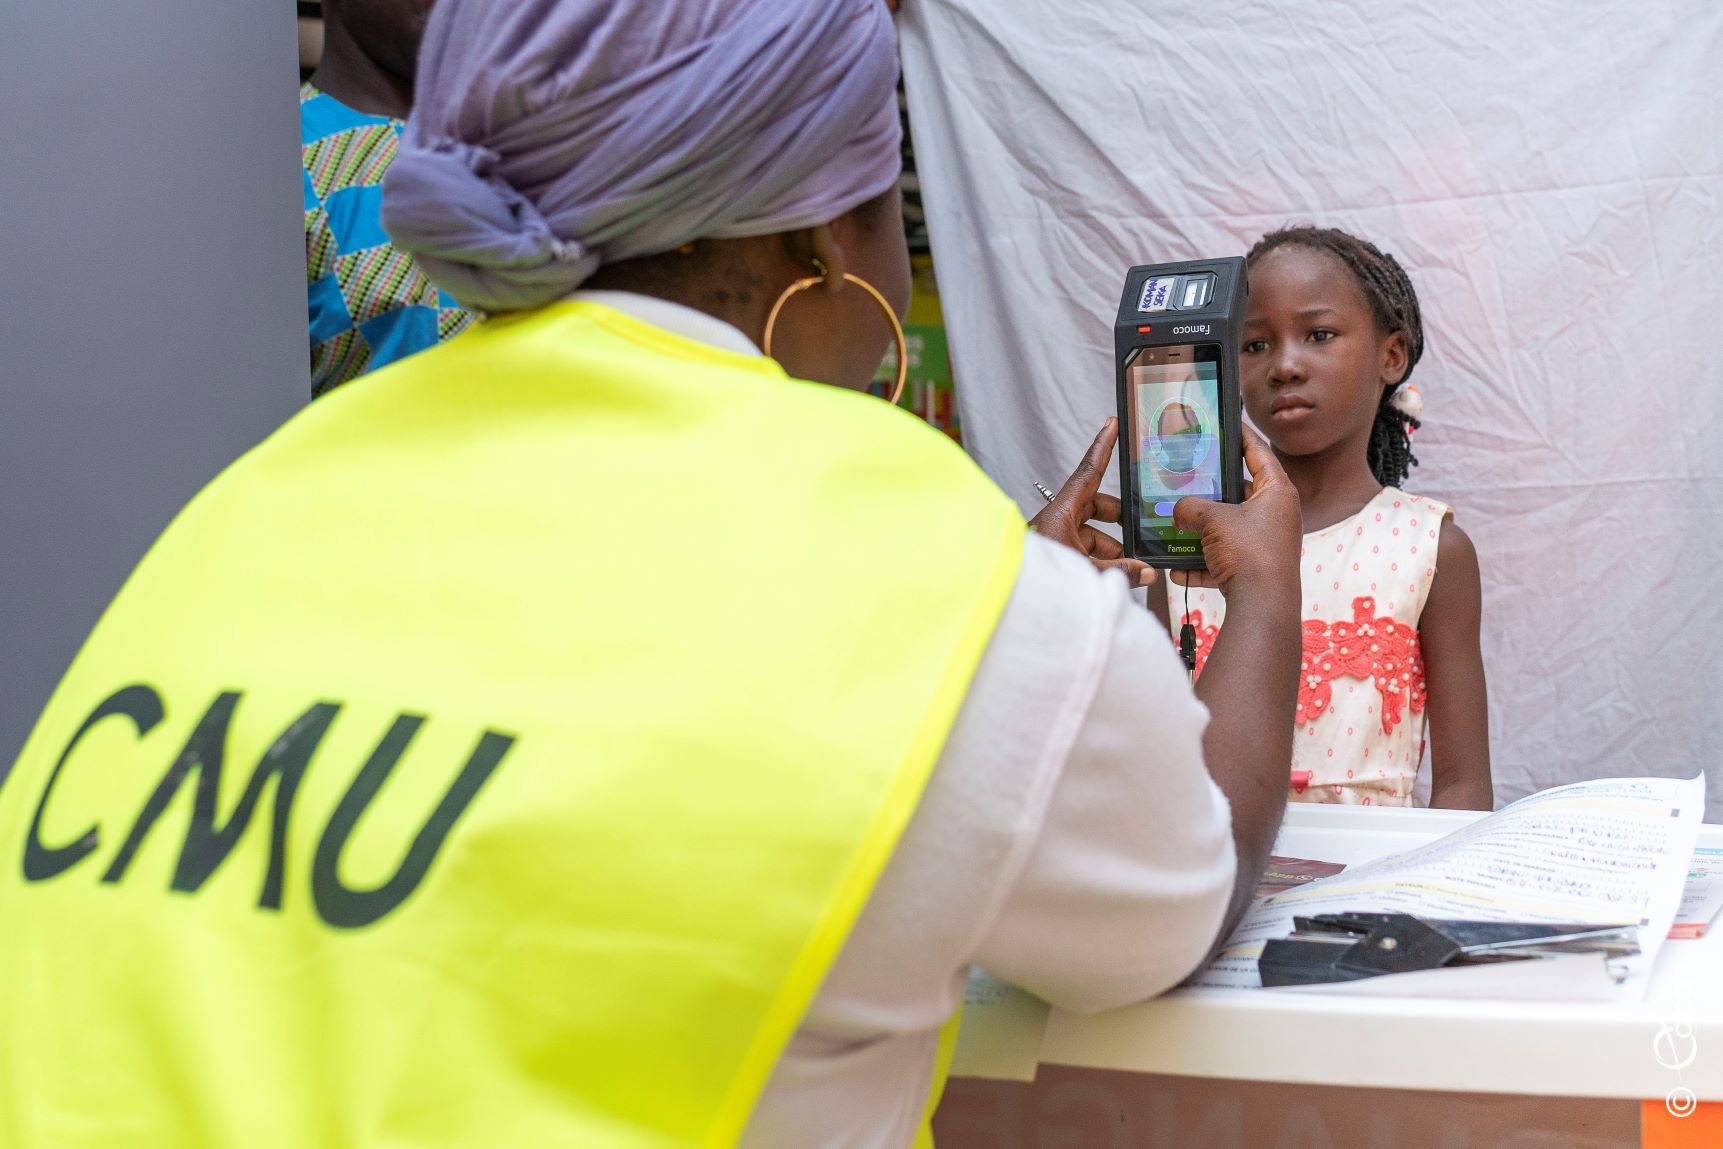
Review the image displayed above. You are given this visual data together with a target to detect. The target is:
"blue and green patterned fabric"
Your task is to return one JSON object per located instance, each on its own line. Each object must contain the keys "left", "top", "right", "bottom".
{"left": 301, "top": 83, "right": 472, "bottom": 396}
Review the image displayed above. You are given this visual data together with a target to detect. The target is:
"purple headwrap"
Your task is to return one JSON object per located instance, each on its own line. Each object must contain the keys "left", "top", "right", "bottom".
{"left": 381, "top": 0, "right": 902, "bottom": 314}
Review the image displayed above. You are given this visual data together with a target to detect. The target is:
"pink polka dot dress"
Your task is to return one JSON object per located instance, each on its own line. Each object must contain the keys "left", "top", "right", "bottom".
{"left": 1180, "top": 487, "right": 1450, "bottom": 806}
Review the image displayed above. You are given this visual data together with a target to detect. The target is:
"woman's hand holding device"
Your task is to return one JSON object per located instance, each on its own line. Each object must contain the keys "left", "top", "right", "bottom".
{"left": 1029, "top": 418, "right": 1157, "bottom": 589}
{"left": 1170, "top": 424, "right": 1302, "bottom": 597}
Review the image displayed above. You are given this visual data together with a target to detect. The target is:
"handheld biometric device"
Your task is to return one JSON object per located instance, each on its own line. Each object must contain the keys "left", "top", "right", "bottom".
{"left": 1114, "top": 257, "right": 1247, "bottom": 570}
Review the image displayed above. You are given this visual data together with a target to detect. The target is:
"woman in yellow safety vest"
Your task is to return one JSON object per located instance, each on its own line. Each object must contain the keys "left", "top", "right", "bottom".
{"left": 0, "top": 1, "right": 1304, "bottom": 1146}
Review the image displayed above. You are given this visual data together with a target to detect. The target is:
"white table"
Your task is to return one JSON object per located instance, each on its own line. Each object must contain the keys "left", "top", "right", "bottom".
{"left": 940, "top": 805, "right": 1723, "bottom": 1147}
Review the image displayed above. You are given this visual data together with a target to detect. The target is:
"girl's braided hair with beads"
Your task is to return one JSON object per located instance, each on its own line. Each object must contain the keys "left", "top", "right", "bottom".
{"left": 1246, "top": 227, "right": 1426, "bottom": 486}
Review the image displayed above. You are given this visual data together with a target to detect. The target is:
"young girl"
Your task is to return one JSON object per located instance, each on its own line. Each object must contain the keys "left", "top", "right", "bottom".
{"left": 1170, "top": 227, "right": 1493, "bottom": 809}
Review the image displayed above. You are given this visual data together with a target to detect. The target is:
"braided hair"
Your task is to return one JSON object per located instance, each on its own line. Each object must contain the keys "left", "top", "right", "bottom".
{"left": 1246, "top": 227, "right": 1426, "bottom": 486}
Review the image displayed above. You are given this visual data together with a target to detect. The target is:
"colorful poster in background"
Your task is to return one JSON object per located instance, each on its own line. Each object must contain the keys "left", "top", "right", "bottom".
{"left": 873, "top": 255, "right": 961, "bottom": 442}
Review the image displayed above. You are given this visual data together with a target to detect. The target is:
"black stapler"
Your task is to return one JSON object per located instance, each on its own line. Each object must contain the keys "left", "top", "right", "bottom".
{"left": 1258, "top": 912, "right": 1640, "bottom": 987}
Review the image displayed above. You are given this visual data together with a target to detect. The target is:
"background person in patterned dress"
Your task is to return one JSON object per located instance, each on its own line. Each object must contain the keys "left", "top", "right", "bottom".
{"left": 301, "top": 0, "right": 471, "bottom": 396}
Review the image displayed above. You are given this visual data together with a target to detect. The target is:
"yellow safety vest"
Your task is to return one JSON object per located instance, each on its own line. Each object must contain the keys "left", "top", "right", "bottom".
{"left": 0, "top": 302, "right": 1024, "bottom": 1148}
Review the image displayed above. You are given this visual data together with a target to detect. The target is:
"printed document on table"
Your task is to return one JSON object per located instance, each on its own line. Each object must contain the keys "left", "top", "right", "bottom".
{"left": 1193, "top": 775, "right": 1706, "bottom": 999}
{"left": 1669, "top": 845, "right": 1723, "bottom": 939}
{"left": 950, "top": 969, "right": 1048, "bottom": 1081}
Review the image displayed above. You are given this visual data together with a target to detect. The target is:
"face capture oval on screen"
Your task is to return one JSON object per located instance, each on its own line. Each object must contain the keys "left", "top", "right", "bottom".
{"left": 1151, "top": 399, "right": 1212, "bottom": 474}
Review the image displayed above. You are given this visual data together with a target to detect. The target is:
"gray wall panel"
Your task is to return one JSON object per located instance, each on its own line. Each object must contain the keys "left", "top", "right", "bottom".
{"left": 1, "top": 3, "right": 305, "bottom": 775}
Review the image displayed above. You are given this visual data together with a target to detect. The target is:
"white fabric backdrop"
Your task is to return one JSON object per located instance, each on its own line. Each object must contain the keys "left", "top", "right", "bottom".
{"left": 900, "top": 0, "right": 1723, "bottom": 819}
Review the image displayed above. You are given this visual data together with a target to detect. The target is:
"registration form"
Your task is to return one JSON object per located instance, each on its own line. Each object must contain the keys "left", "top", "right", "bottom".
{"left": 1195, "top": 775, "right": 1707, "bottom": 998}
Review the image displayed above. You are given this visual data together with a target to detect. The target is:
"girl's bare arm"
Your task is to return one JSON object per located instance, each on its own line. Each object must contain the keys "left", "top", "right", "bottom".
{"left": 1420, "top": 519, "right": 1493, "bottom": 810}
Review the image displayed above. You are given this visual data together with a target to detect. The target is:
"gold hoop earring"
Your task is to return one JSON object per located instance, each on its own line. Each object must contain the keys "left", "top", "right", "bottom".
{"left": 762, "top": 264, "right": 908, "bottom": 407}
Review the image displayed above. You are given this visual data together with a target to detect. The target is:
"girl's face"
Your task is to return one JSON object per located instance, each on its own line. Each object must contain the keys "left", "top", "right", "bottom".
{"left": 1240, "top": 245, "right": 1407, "bottom": 463}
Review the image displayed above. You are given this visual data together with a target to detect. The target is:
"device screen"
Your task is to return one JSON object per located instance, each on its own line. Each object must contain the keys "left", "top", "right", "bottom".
{"left": 1126, "top": 344, "right": 1224, "bottom": 550}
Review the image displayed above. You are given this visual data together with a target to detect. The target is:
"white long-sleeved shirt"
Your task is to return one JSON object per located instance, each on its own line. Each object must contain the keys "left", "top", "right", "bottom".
{"left": 569, "top": 291, "right": 1237, "bottom": 1149}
